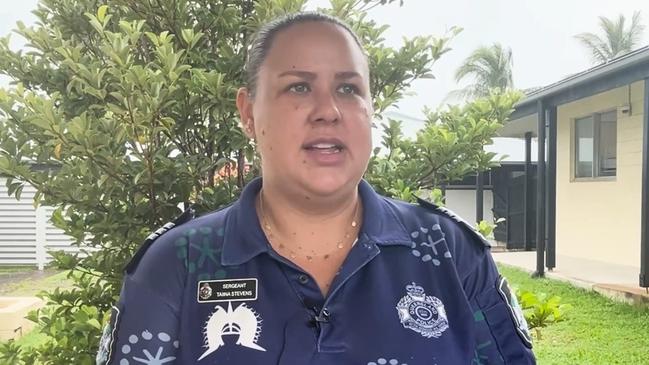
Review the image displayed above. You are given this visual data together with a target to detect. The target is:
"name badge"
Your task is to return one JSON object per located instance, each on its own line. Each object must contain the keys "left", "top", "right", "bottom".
{"left": 197, "top": 278, "right": 258, "bottom": 303}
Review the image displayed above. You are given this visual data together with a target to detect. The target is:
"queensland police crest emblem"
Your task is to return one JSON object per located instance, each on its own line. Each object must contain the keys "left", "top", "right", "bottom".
{"left": 396, "top": 282, "right": 448, "bottom": 338}
{"left": 199, "top": 282, "right": 213, "bottom": 300}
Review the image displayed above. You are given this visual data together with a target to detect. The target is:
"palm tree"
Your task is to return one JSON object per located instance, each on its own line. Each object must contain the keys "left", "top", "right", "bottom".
{"left": 452, "top": 43, "right": 514, "bottom": 100}
{"left": 575, "top": 11, "right": 645, "bottom": 64}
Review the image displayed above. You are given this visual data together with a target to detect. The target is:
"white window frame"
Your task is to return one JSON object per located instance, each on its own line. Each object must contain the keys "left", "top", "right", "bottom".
{"left": 572, "top": 109, "right": 617, "bottom": 181}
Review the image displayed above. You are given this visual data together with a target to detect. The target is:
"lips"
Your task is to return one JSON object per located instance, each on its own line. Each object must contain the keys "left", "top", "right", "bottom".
{"left": 302, "top": 138, "right": 345, "bottom": 153}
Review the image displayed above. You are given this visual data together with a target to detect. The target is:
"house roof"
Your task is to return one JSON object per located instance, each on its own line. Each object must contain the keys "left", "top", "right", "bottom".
{"left": 502, "top": 45, "right": 649, "bottom": 138}
{"left": 518, "top": 45, "right": 649, "bottom": 110}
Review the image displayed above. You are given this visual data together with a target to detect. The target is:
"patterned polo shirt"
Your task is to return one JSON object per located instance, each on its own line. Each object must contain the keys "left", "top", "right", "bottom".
{"left": 97, "top": 178, "right": 535, "bottom": 365}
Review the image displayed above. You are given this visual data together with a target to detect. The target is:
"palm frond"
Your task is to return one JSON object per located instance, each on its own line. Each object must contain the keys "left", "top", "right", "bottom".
{"left": 628, "top": 11, "right": 645, "bottom": 48}
{"left": 578, "top": 11, "right": 646, "bottom": 64}
{"left": 575, "top": 32, "right": 610, "bottom": 63}
{"left": 454, "top": 43, "right": 514, "bottom": 100}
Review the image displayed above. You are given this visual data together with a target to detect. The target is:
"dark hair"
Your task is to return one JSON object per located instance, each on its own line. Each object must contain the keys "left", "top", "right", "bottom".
{"left": 244, "top": 12, "right": 366, "bottom": 97}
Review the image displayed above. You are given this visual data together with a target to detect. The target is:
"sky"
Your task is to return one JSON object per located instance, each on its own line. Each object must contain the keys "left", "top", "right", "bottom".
{"left": 329, "top": 0, "right": 649, "bottom": 119}
{"left": 1, "top": 0, "right": 648, "bottom": 147}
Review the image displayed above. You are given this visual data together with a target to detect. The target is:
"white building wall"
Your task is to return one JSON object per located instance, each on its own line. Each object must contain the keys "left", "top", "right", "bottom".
{"left": 0, "top": 177, "right": 77, "bottom": 269}
{"left": 445, "top": 189, "right": 495, "bottom": 227}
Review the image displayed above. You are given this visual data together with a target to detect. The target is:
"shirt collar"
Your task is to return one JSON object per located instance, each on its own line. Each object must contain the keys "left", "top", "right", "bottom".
{"left": 221, "top": 177, "right": 411, "bottom": 266}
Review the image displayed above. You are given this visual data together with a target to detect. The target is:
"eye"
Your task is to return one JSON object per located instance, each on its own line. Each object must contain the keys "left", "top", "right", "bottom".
{"left": 337, "top": 84, "right": 360, "bottom": 95}
{"left": 287, "top": 83, "right": 310, "bottom": 94}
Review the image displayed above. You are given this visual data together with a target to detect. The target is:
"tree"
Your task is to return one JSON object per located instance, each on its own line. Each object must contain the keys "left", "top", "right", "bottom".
{"left": 451, "top": 43, "right": 514, "bottom": 101}
{"left": 575, "top": 11, "right": 645, "bottom": 64}
{"left": 0, "top": 0, "right": 455, "bottom": 363}
{"left": 366, "top": 90, "right": 522, "bottom": 203}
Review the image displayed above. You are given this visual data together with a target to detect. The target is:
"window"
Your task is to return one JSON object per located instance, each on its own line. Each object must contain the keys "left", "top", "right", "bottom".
{"left": 574, "top": 110, "right": 617, "bottom": 178}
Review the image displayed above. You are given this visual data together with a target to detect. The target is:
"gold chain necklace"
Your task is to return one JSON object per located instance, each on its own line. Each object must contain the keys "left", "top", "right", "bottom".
{"left": 258, "top": 190, "right": 360, "bottom": 262}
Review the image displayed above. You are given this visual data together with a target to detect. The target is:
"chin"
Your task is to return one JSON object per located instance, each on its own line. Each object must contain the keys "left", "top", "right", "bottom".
{"left": 299, "top": 172, "right": 359, "bottom": 197}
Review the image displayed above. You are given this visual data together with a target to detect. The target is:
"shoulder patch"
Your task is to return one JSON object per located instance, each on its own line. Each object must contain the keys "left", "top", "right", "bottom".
{"left": 96, "top": 305, "right": 121, "bottom": 365}
{"left": 125, "top": 206, "right": 195, "bottom": 274}
{"left": 497, "top": 276, "right": 533, "bottom": 348}
{"left": 415, "top": 196, "right": 491, "bottom": 248}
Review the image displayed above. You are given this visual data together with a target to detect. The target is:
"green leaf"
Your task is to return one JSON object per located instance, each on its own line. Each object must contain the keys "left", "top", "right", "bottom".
{"left": 97, "top": 5, "right": 109, "bottom": 23}
{"left": 87, "top": 318, "right": 102, "bottom": 330}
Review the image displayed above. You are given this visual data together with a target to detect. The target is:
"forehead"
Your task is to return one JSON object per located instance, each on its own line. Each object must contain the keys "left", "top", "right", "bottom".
{"left": 260, "top": 21, "right": 368, "bottom": 76}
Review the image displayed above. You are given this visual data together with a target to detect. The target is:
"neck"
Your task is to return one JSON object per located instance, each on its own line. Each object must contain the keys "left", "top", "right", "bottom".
{"left": 262, "top": 177, "right": 360, "bottom": 218}
{"left": 256, "top": 181, "right": 362, "bottom": 255}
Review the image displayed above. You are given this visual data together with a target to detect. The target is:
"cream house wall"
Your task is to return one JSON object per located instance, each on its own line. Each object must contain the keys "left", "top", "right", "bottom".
{"left": 555, "top": 81, "right": 644, "bottom": 268}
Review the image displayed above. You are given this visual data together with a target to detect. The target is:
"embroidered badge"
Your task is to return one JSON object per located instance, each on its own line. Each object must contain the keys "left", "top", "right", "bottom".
{"left": 416, "top": 197, "right": 491, "bottom": 248}
{"left": 410, "top": 224, "right": 453, "bottom": 266}
{"left": 196, "top": 278, "right": 257, "bottom": 303}
{"left": 497, "top": 276, "right": 533, "bottom": 348}
{"left": 118, "top": 330, "right": 178, "bottom": 364}
{"left": 96, "top": 306, "right": 121, "bottom": 365}
{"left": 198, "top": 301, "right": 266, "bottom": 361}
{"left": 199, "top": 282, "right": 213, "bottom": 301}
{"left": 396, "top": 282, "right": 449, "bottom": 339}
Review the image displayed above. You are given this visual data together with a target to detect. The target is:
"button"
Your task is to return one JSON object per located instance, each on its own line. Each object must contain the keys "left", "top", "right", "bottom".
{"left": 298, "top": 274, "right": 309, "bottom": 284}
{"left": 313, "top": 307, "right": 330, "bottom": 323}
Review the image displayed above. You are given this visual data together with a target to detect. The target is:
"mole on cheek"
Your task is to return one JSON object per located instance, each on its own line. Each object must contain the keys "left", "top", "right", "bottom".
{"left": 269, "top": 146, "right": 273, "bottom": 151}
{"left": 302, "top": 160, "right": 307, "bottom": 164}
{"left": 261, "top": 129, "right": 265, "bottom": 136}
{"left": 304, "top": 195, "right": 311, "bottom": 200}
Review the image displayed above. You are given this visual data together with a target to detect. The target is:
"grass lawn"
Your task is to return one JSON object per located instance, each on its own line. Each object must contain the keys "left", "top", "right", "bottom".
{"left": 0, "top": 267, "right": 74, "bottom": 349}
{"left": 0, "top": 270, "right": 72, "bottom": 296}
{"left": 499, "top": 264, "right": 649, "bottom": 365}
{"left": 0, "top": 266, "right": 33, "bottom": 275}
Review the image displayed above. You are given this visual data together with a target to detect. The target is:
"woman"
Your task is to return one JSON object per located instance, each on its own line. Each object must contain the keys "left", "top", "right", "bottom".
{"left": 97, "top": 12, "right": 536, "bottom": 365}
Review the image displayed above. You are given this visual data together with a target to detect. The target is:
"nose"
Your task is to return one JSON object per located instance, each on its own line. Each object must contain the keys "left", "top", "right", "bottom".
{"left": 309, "top": 89, "right": 341, "bottom": 124}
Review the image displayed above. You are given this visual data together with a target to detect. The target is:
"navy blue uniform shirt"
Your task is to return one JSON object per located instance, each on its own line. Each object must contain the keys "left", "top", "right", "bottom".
{"left": 97, "top": 178, "right": 536, "bottom": 364}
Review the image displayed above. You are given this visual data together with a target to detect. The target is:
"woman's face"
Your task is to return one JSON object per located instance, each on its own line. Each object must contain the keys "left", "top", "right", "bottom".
{"left": 238, "top": 21, "right": 373, "bottom": 198}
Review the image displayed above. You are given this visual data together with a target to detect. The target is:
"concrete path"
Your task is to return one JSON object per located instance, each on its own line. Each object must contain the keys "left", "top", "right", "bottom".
{"left": 492, "top": 251, "right": 649, "bottom": 306}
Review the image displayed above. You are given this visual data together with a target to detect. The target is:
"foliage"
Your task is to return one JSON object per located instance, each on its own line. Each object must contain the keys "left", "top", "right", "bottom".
{"left": 450, "top": 43, "right": 514, "bottom": 101}
{"left": 475, "top": 217, "right": 505, "bottom": 239}
{"left": 366, "top": 89, "right": 522, "bottom": 198}
{"left": 0, "top": 341, "right": 23, "bottom": 365}
{"left": 0, "top": 0, "right": 457, "bottom": 363}
{"left": 517, "top": 290, "right": 572, "bottom": 340}
{"left": 575, "top": 11, "right": 645, "bottom": 64}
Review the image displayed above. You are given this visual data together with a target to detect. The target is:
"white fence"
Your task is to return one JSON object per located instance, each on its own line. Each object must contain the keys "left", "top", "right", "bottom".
{"left": 0, "top": 178, "right": 78, "bottom": 270}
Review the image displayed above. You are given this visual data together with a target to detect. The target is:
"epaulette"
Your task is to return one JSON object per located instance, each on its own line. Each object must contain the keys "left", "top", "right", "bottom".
{"left": 125, "top": 206, "right": 196, "bottom": 274}
{"left": 415, "top": 196, "right": 491, "bottom": 248}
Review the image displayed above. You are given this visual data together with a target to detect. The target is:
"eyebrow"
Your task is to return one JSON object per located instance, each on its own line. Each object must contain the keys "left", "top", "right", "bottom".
{"left": 335, "top": 71, "right": 362, "bottom": 80}
{"left": 277, "top": 70, "right": 362, "bottom": 80}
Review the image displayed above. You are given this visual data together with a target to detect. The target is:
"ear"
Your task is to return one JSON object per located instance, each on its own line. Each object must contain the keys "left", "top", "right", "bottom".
{"left": 236, "top": 87, "right": 256, "bottom": 139}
